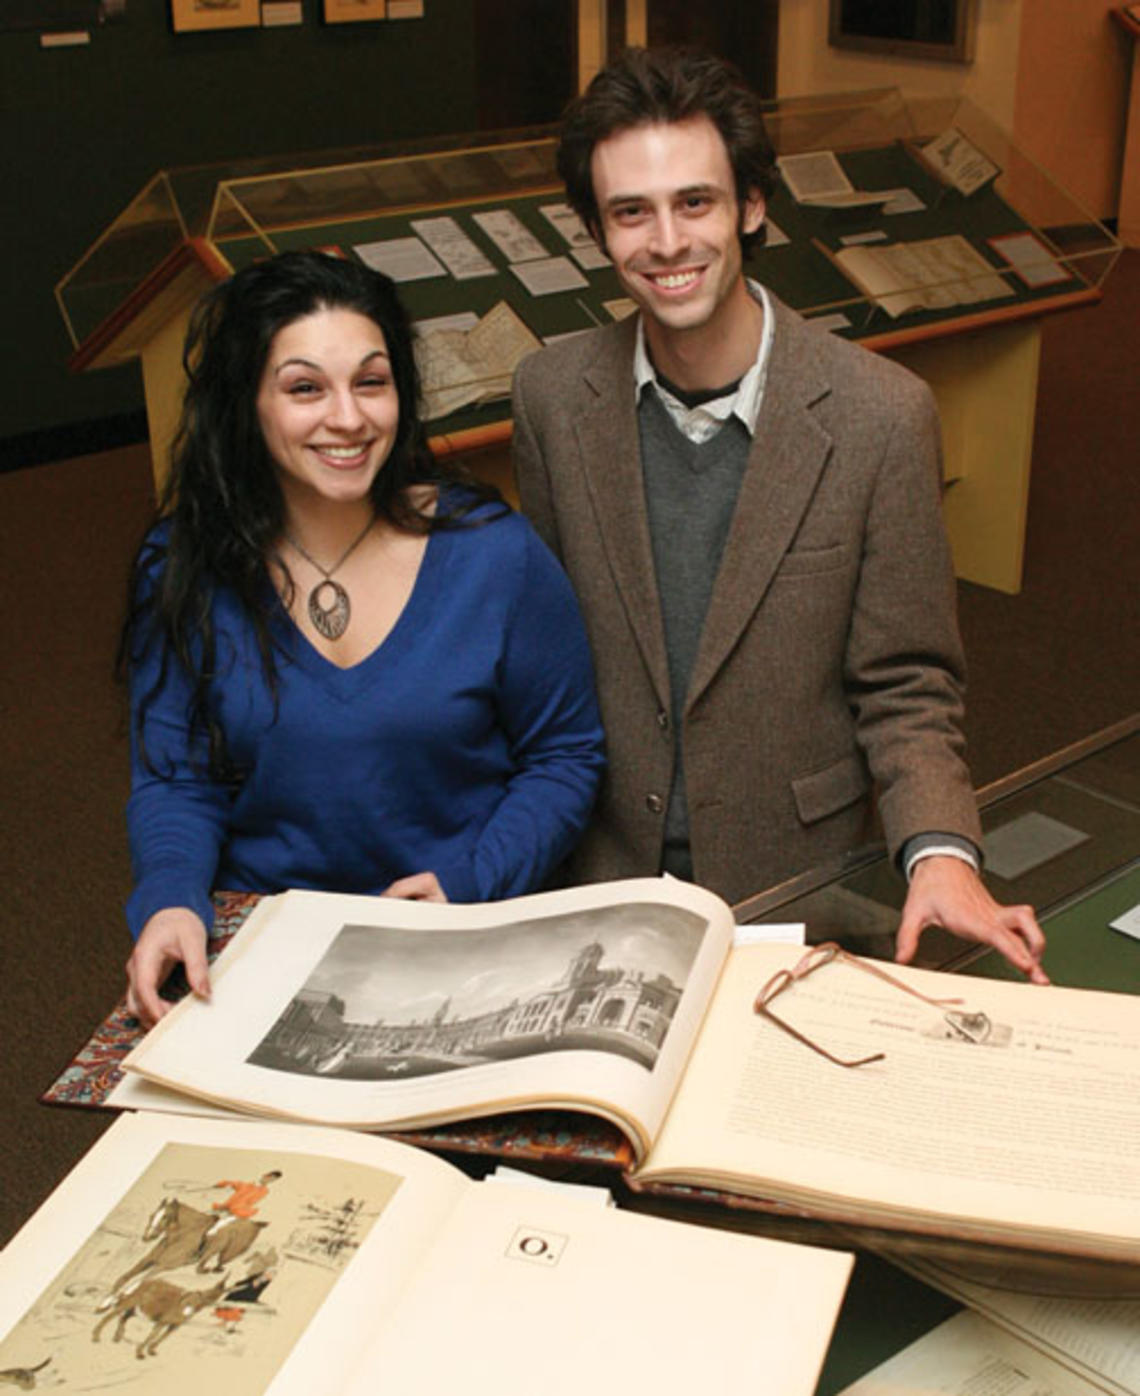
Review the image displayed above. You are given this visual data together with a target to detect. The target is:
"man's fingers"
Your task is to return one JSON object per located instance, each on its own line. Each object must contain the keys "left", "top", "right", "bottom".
{"left": 1005, "top": 905, "right": 1047, "bottom": 960}
{"left": 893, "top": 918, "right": 920, "bottom": 964}
{"left": 992, "top": 912, "right": 1049, "bottom": 983}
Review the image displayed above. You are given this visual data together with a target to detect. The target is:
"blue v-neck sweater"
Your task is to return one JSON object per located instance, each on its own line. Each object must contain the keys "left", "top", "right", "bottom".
{"left": 126, "top": 505, "right": 605, "bottom": 937}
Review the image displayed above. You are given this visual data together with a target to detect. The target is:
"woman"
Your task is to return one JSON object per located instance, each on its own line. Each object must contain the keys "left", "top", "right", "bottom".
{"left": 122, "top": 251, "right": 604, "bottom": 1026}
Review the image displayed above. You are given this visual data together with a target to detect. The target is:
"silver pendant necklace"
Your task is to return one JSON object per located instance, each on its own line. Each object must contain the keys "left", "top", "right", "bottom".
{"left": 285, "top": 516, "right": 375, "bottom": 641}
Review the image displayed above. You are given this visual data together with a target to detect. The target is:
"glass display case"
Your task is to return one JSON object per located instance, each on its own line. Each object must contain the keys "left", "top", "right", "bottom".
{"left": 754, "top": 88, "right": 1120, "bottom": 338}
{"left": 54, "top": 128, "right": 558, "bottom": 371}
{"left": 56, "top": 91, "right": 1121, "bottom": 591}
{"left": 735, "top": 713, "right": 1140, "bottom": 995}
{"left": 58, "top": 91, "right": 1120, "bottom": 364}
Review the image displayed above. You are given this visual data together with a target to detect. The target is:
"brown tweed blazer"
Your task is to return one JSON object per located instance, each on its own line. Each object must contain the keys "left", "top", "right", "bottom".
{"left": 511, "top": 295, "right": 981, "bottom": 905}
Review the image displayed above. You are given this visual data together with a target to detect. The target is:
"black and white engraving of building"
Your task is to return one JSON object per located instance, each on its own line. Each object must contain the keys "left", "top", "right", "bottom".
{"left": 250, "top": 939, "right": 683, "bottom": 1079}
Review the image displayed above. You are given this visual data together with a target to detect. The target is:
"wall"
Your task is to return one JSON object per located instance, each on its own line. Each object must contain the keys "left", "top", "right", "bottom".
{"left": 1, "top": 3, "right": 478, "bottom": 453}
{"left": 776, "top": 0, "right": 1130, "bottom": 221}
{"left": 1012, "top": 2, "right": 1129, "bottom": 222}
{"left": 776, "top": 0, "right": 1024, "bottom": 127}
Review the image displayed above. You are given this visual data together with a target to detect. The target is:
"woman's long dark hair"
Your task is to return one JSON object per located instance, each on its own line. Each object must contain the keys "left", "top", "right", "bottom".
{"left": 121, "top": 249, "right": 500, "bottom": 781}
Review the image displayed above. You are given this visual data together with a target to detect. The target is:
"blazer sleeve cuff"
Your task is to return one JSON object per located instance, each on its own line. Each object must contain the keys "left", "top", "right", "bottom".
{"left": 901, "top": 832, "right": 981, "bottom": 881}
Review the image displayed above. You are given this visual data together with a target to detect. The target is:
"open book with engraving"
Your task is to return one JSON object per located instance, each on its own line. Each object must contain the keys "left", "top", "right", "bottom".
{"left": 123, "top": 878, "right": 1140, "bottom": 1264}
{"left": 0, "top": 1111, "right": 851, "bottom": 1396}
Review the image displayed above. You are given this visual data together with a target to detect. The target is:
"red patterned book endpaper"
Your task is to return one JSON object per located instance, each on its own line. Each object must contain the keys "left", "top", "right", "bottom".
{"left": 40, "top": 891, "right": 634, "bottom": 1172}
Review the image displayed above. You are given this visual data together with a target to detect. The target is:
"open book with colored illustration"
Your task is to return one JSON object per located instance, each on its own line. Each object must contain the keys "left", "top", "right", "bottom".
{"left": 122, "top": 878, "right": 1140, "bottom": 1264}
{"left": 0, "top": 1111, "right": 851, "bottom": 1396}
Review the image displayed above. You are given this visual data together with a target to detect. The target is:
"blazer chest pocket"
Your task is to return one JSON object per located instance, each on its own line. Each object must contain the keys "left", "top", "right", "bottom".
{"left": 791, "top": 752, "right": 870, "bottom": 826}
{"left": 773, "top": 544, "right": 847, "bottom": 581}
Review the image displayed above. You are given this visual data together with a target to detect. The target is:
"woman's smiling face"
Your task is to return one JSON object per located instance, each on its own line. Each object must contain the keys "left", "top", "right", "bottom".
{"left": 255, "top": 305, "right": 400, "bottom": 513}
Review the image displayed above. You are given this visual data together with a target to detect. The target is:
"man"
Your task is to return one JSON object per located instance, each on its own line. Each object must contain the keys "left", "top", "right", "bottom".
{"left": 201, "top": 1170, "right": 282, "bottom": 1241}
{"left": 511, "top": 46, "right": 1046, "bottom": 980}
{"left": 210, "top": 1172, "right": 281, "bottom": 1221}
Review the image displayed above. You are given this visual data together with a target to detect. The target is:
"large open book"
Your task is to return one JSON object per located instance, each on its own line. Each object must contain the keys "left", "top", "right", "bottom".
{"left": 123, "top": 879, "right": 1140, "bottom": 1264}
{"left": 0, "top": 1111, "right": 851, "bottom": 1396}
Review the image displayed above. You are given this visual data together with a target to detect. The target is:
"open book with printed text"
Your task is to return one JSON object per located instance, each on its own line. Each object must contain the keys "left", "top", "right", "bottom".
{"left": 123, "top": 879, "right": 1140, "bottom": 1264}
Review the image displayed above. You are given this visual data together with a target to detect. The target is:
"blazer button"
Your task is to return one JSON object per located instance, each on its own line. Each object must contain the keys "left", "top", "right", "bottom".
{"left": 656, "top": 709, "right": 669, "bottom": 730}
{"left": 645, "top": 793, "right": 664, "bottom": 814}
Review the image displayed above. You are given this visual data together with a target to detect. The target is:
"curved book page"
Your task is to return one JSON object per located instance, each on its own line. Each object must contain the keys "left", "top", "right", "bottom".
{"left": 124, "top": 878, "right": 735, "bottom": 1165}
{"left": 635, "top": 941, "right": 1140, "bottom": 1262}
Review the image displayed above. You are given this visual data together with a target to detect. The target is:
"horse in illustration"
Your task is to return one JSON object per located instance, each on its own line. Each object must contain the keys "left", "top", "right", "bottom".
{"left": 110, "top": 1196, "right": 262, "bottom": 1292}
{"left": 92, "top": 1273, "right": 228, "bottom": 1359}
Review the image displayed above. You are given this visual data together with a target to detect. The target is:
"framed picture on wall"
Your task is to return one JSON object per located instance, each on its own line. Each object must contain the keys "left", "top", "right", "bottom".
{"left": 323, "top": 0, "right": 388, "bottom": 21}
{"left": 170, "top": 0, "right": 261, "bottom": 31}
{"left": 828, "top": 0, "right": 976, "bottom": 64}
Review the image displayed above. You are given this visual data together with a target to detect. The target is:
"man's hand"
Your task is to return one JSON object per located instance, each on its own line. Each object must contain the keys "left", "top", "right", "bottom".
{"left": 126, "top": 906, "right": 211, "bottom": 1028}
{"left": 896, "top": 855, "right": 1048, "bottom": 984}
{"left": 382, "top": 872, "right": 448, "bottom": 903}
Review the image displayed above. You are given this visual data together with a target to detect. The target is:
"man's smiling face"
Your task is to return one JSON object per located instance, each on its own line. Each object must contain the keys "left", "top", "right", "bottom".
{"left": 590, "top": 114, "right": 765, "bottom": 349}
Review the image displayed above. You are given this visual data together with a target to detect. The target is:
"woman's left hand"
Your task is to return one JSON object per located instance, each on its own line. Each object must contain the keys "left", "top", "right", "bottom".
{"left": 382, "top": 872, "right": 448, "bottom": 902}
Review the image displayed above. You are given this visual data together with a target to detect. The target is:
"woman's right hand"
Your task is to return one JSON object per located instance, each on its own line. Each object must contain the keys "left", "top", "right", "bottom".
{"left": 126, "top": 907, "right": 211, "bottom": 1029}
{"left": 382, "top": 871, "right": 448, "bottom": 903}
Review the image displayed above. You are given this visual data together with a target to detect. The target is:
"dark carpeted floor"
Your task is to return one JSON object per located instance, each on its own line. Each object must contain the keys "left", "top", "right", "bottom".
{"left": 956, "top": 249, "right": 1140, "bottom": 784}
{"left": 1, "top": 254, "right": 1137, "bottom": 1250}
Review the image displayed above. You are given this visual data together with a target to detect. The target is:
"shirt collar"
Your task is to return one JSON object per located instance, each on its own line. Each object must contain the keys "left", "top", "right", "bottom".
{"left": 633, "top": 279, "right": 774, "bottom": 439}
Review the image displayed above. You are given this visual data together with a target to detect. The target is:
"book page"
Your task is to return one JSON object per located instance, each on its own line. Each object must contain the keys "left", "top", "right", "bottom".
{"left": 838, "top": 1310, "right": 1104, "bottom": 1396}
{"left": 346, "top": 1179, "right": 853, "bottom": 1396}
{"left": 125, "top": 879, "right": 735, "bottom": 1163}
{"left": 537, "top": 202, "right": 594, "bottom": 249}
{"left": 409, "top": 216, "right": 496, "bottom": 280}
{"left": 416, "top": 327, "right": 487, "bottom": 418}
{"left": 415, "top": 300, "right": 540, "bottom": 419}
{"left": 510, "top": 256, "right": 589, "bottom": 296}
{"left": 805, "top": 190, "right": 892, "bottom": 210}
{"left": 895, "top": 1255, "right": 1140, "bottom": 1396}
{"left": 924, "top": 127, "right": 999, "bottom": 195}
{"left": 572, "top": 242, "right": 610, "bottom": 270}
{"left": 0, "top": 1113, "right": 470, "bottom": 1396}
{"left": 906, "top": 234, "right": 1013, "bottom": 303}
{"left": 877, "top": 241, "right": 964, "bottom": 308}
{"left": 353, "top": 236, "right": 447, "bottom": 282}
{"left": 989, "top": 232, "right": 1071, "bottom": 289}
{"left": 108, "top": 1071, "right": 246, "bottom": 1116}
{"left": 464, "top": 298, "right": 540, "bottom": 370}
{"left": 472, "top": 208, "right": 549, "bottom": 263}
{"left": 835, "top": 236, "right": 1012, "bottom": 318}
{"left": 778, "top": 150, "right": 854, "bottom": 202}
{"left": 638, "top": 943, "right": 1140, "bottom": 1258}
{"left": 833, "top": 245, "right": 933, "bottom": 318}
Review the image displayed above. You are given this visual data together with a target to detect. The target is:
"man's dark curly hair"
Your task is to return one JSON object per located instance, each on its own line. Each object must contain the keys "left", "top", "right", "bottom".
{"left": 557, "top": 46, "right": 776, "bottom": 254}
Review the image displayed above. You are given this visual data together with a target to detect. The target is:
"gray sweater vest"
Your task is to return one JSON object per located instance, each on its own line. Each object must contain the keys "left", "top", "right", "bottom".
{"left": 638, "top": 388, "right": 752, "bottom": 878}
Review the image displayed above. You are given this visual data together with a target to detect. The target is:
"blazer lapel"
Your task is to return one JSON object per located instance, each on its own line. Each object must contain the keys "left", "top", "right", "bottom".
{"left": 688, "top": 300, "right": 834, "bottom": 709}
{"left": 574, "top": 320, "right": 672, "bottom": 707}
